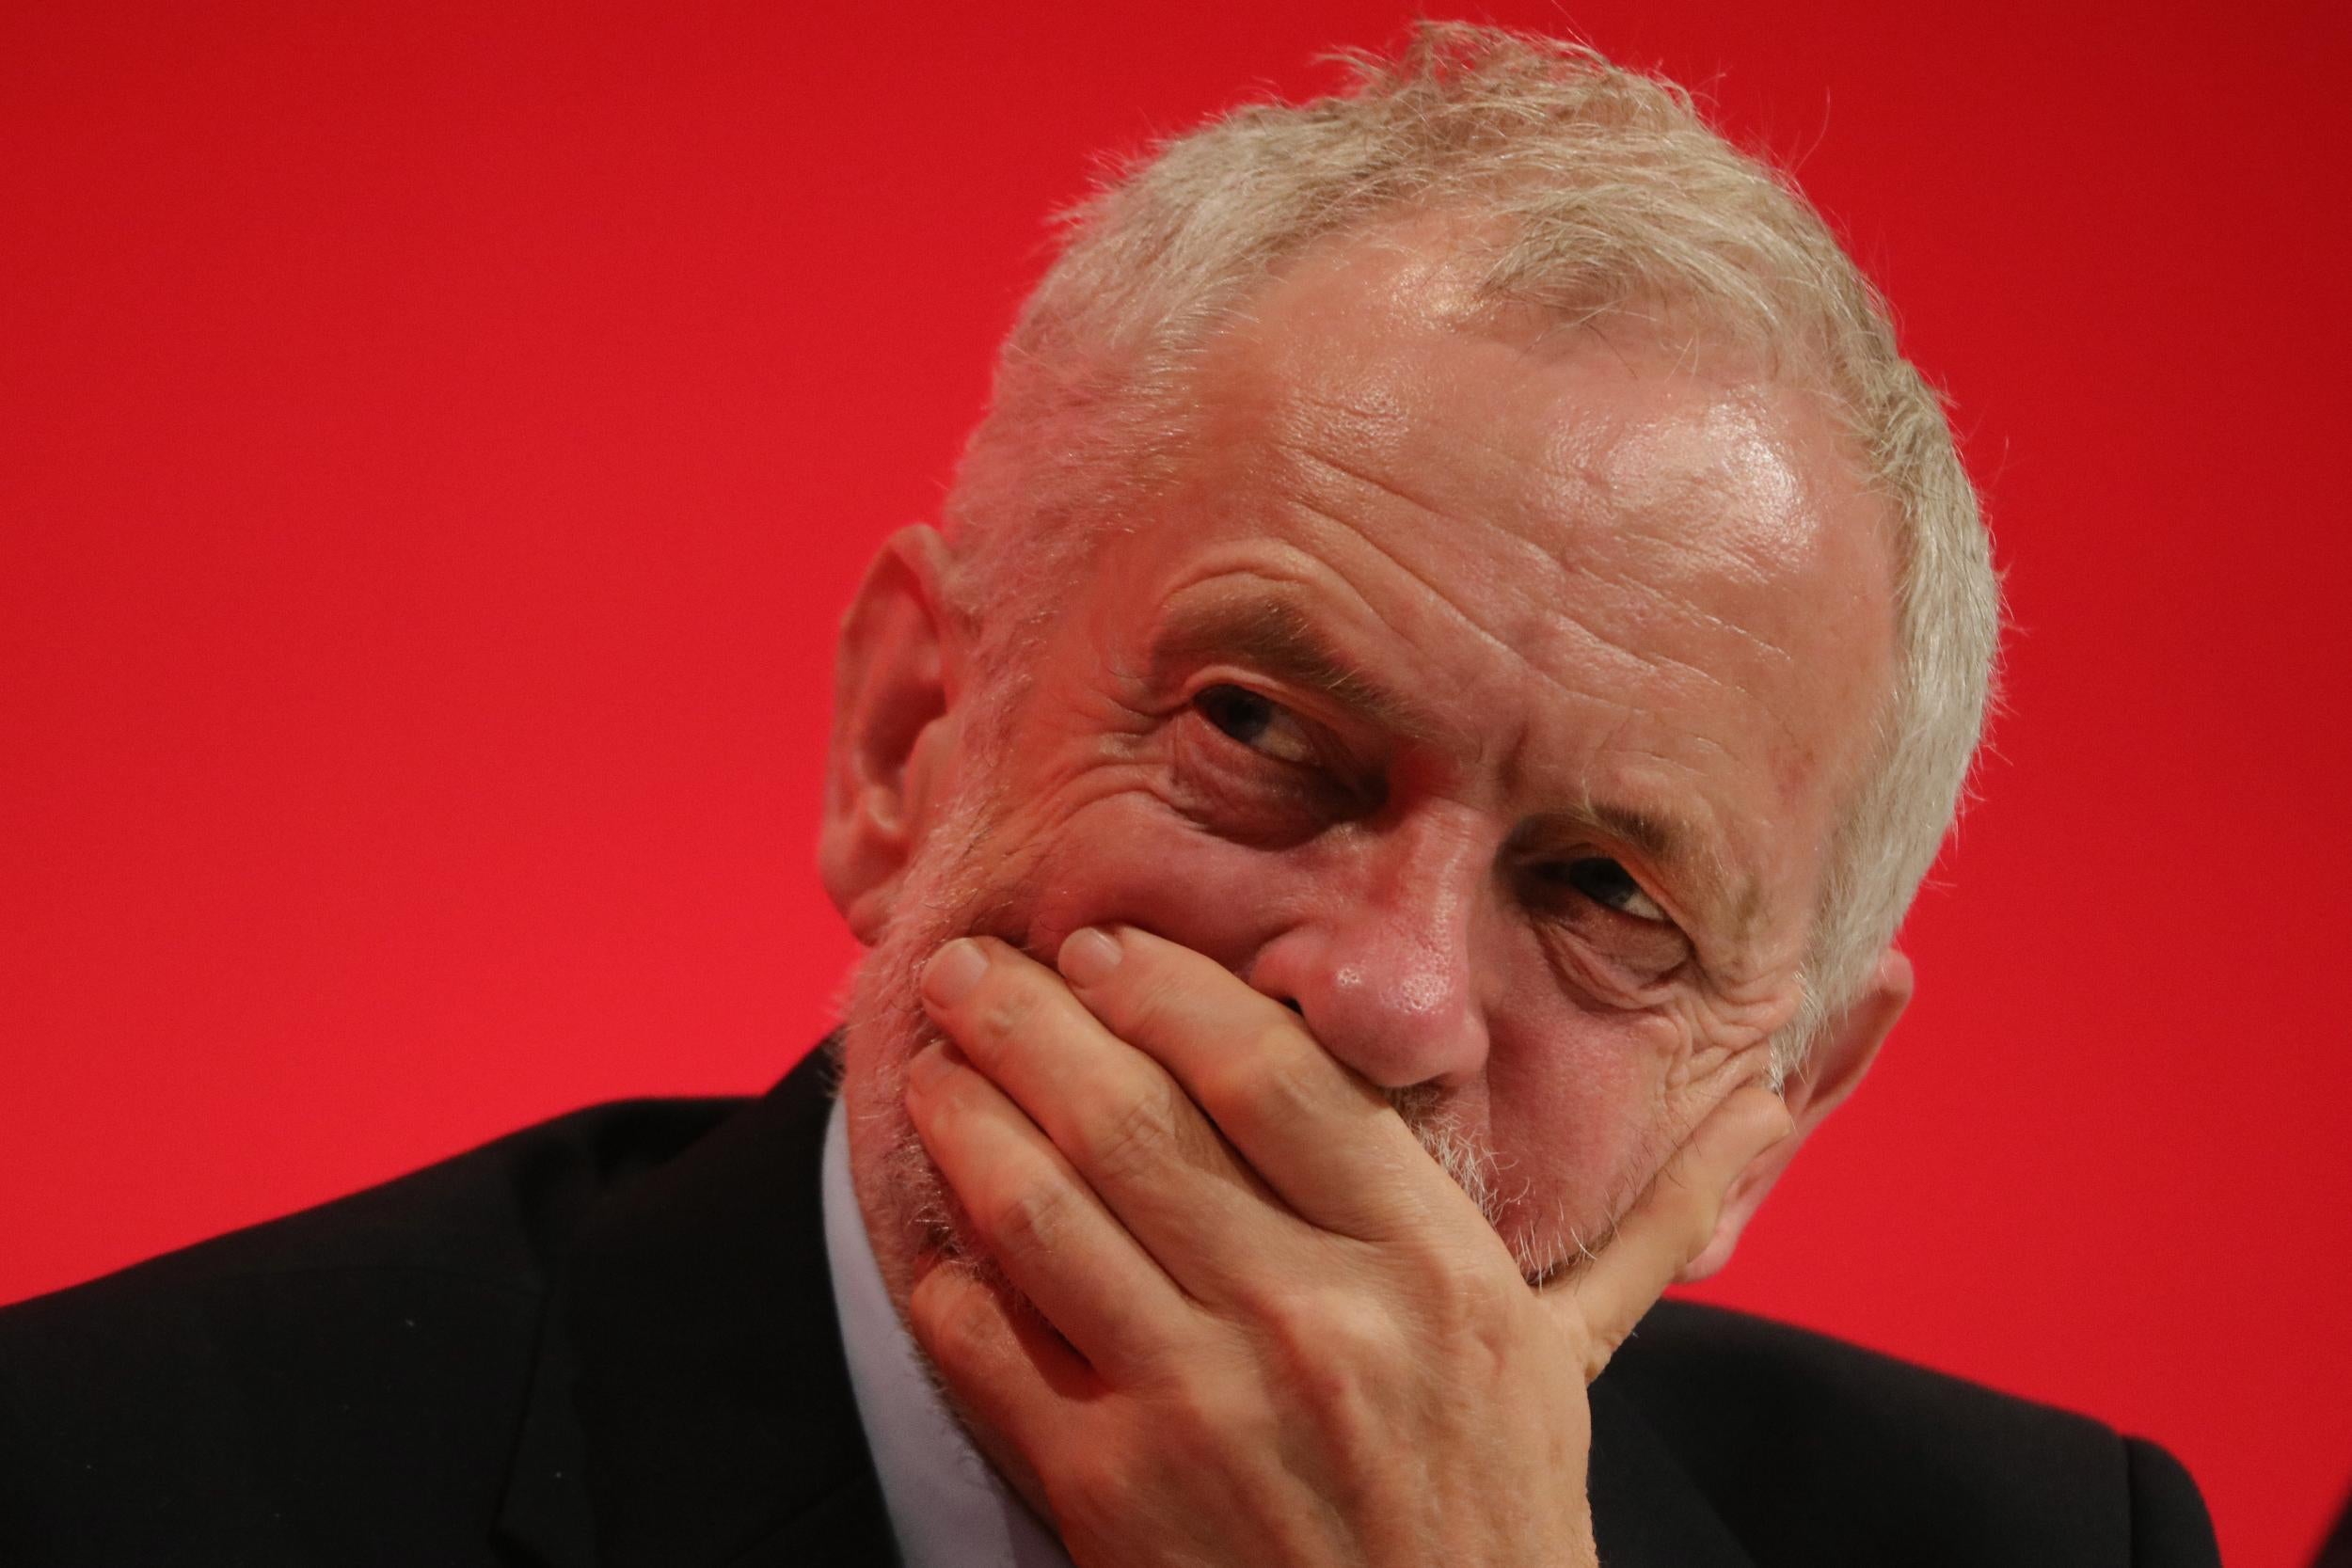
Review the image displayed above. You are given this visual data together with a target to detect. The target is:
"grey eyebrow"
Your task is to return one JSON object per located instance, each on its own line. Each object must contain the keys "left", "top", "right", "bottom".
{"left": 1520, "top": 800, "right": 1759, "bottom": 939}
{"left": 1145, "top": 594, "right": 1442, "bottom": 744}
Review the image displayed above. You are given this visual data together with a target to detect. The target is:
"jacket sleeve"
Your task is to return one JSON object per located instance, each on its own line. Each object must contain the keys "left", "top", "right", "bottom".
{"left": 2124, "top": 1436, "right": 2221, "bottom": 1568}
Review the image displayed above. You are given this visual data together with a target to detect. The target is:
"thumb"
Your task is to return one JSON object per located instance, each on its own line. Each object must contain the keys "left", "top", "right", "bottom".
{"left": 1541, "top": 1085, "right": 1793, "bottom": 1381}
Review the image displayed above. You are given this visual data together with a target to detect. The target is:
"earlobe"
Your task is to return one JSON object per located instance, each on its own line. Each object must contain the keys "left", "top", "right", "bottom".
{"left": 1677, "top": 945, "right": 1915, "bottom": 1282}
{"left": 818, "top": 524, "right": 964, "bottom": 944}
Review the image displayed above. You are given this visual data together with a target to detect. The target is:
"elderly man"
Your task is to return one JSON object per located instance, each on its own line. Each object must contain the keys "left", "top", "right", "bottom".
{"left": 0, "top": 24, "right": 2217, "bottom": 1568}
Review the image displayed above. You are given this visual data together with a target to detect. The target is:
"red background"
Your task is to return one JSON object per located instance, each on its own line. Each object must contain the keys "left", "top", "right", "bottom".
{"left": 4, "top": 3, "right": 2346, "bottom": 1562}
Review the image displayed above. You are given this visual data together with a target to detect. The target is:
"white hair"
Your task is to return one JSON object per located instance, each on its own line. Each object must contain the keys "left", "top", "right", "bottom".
{"left": 938, "top": 23, "right": 2001, "bottom": 1073}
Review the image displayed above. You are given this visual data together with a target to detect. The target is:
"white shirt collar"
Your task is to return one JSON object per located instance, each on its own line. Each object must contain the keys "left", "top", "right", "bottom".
{"left": 821, "top": 1092, "right": 1075, "bottom": 1568}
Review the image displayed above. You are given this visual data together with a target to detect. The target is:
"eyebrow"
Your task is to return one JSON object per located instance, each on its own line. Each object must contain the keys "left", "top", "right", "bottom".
{"left": 1531, "top": 799, "right": 1758, "bottom": 937}
{"left": 1143, "top": 591, "right": 1758, "bottom": 935}
{"left": 1145, "top": 594, "right": 1443, "bottom": 744}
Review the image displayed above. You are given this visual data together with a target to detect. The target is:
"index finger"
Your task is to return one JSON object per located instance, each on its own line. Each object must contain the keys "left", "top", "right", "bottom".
{"left": 1543, "top": 1085, "right": 1792, "bottom": 1381}
{"left": 1055, "top": 923, "right": 1472, "bottom": 1242}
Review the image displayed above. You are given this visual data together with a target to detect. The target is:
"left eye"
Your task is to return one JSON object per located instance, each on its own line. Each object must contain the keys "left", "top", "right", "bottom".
{"left": 1193, "top": 684, "right": 1319, "bottom": 766}
{"left": 1550, "top": 857, "right": 1669, "bottom": 923}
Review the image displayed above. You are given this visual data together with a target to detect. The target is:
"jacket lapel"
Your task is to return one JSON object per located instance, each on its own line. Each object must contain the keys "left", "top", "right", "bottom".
{"left": 498, "top": 1046, "right": 897, "bottom": 1568}
{"left": 491, "top": 1274, "right": 597, "bottom": 1568}
{"left": 1589, "top": 1373, "right": 1758, "bottom": 1568}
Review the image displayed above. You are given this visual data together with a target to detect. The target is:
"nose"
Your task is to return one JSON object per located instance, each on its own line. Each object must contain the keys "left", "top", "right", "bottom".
{"left": 1244, "top": 811, "right": 1493, "bottom": 1090}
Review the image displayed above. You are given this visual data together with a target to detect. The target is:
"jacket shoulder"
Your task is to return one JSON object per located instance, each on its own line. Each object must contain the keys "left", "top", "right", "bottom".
{"left": 0, "top": 1096, "right": 742, "bottom": 1566}
{"left": 1610, "top": 1299, "right": 2219, "bottom": 1568}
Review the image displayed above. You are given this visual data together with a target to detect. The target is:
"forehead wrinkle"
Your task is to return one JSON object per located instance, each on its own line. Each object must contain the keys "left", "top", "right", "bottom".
{"left": 1274, "top": 482, "right": 1655, "bottom": 744}
{"left": 1319, "top": 436, "right": 1812, "bottom": 771}
{"left": 1263, "top": 495, "right": 1760, "bottom": 928}
{"left": 1283, "top": 400, "right": 1798, "bottom": 692}
{"left": 1534, "top": 559, "right": 1806, "bottom": 764}
{"left": 1398, "top": 379, "right": 1812, "bottom": 669}
{"left": 1289, "top": 441, "right": 1463, "bottom": 535}
{"left": 1482, "top": 454, "right": 1800, "bottom": 673}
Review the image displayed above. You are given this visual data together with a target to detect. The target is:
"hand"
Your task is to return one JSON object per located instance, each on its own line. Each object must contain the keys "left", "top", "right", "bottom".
{"left": 902, "top": 924, "right": 1791, "bottom": 1568}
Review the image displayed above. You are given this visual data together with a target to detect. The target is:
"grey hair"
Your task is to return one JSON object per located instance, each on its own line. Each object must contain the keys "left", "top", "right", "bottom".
{"left": 939, "top": 23, "right": 2001, "bottom": 1074}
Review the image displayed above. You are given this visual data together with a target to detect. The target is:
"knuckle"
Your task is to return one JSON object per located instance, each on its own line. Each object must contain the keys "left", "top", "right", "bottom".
{"left": 908, "top": 1053, "right": 979, "bottom": 1132}
{"left": 1638, "top": 1166, "right": 1708, "bottom": 1252}
{"left": 1584, "top": 1317, "right": 1630, "bottom": 1377}
{"left": 969, "top": 976, "right": 1042, "bottom": 1051}
{"left": 1264, "top": 1292, "right": 1391, "bottom": 1449}
{"left": 1201, "top": 1023, "right": 1318, "bottom": 1124}
{"left": 1153, "top": 1379, "right": 1221, "bottom": 1459}
{"left": 910, "top": 1272, "right": 987, "bottom": 1369}
{"left": 982, "top": 1178, "right": 1070, "bottom": 1259}
{"left": 1045, "top": 1436, "right": 1140, "bottom": 1538}
{"left": 1155, "top": 1367, "right": 1265, "bottom": 1470}
{"left": 1116, "top": 962, "right": 1191, "bottom": 1038}
{"left": 1260, "top": 1286, "right": 1391, "bottom": 1396}
{"left": 1420, "top": 1248, "right": 1518, "bottom": 1330}
{"left": 1670, "top": 1183, "right": 1725, "bottom": 1261}
{"left": 1079, "top": 1084, "right": 1181, "bottom": 1187}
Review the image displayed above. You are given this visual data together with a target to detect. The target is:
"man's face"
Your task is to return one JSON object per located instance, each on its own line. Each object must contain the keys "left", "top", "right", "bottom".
{"left": 837, "top": 226, "right": 1899, "bottom": 1305}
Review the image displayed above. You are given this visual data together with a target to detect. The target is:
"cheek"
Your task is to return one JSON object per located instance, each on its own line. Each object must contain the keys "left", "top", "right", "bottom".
{"left": 1008, "top": 789, "right": 1333, "bottom": 967}
{"left": 1480, "top": 1008, "right": 1683, "bottom": 1240}
{"left": 1480, "top": 990, "right": 1785, "bottom": 1248}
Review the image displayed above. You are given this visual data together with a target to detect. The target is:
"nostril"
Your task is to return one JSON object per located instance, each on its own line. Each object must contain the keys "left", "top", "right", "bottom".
{"left": 1279, "top": 997, "right": 1304, "bottom": 1014}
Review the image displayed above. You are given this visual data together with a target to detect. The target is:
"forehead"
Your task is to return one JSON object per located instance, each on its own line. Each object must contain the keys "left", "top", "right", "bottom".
{"left": 1085, "top": 226, "right": 1899, "bottom": 936}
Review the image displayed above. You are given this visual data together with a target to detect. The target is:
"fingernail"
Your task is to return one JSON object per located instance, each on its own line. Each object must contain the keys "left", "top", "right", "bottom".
{"left": 1057, "top": 926, "right": 1122, "bottom": 987}
{"left": 922, "top": 939, "right": 989, "bottom": 1007}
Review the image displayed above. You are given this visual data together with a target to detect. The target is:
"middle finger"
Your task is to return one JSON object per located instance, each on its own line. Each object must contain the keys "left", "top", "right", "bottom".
{"left": 917, "top": 935, "right": 1304, "bottom": 1300}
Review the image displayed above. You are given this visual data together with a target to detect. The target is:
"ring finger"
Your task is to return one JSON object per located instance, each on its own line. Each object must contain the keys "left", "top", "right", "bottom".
{"left": 905, "top": 1040, "right": 1200, "bottom": 1381}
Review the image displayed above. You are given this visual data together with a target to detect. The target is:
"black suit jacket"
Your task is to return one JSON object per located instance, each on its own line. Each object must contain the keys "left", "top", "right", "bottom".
{"left": 0, "top": 1048, "right": 2220, "bottom": 1567}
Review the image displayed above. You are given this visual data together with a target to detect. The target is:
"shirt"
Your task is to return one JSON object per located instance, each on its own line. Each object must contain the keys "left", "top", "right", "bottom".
{"left": 821, "top": 1095, "right": 1077, "bottom": 1568}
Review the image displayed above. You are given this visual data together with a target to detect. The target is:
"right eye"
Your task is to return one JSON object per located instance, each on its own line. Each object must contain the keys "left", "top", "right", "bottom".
{"left": 1547, "top": 856, "right": 1671, "bottom": 923}
{"left": 1192, "top": 684, "right": 1319, "bottom": 767}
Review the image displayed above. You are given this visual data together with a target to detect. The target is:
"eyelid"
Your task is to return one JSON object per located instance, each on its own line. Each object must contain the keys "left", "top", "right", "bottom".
{"left": 1193, "top": 682, "right": 1321, "bottom": 766}
{"left": 1523, "top": 848, "right": 1680, "bottom": 929}
{"left": 1180, "top": 667, "right": 1351, "bottom": 732}
{"left": 1180, "top": 677, "right": 1391, "bottom": 825}
{"left": 1530, "top": 861, "right": 1695, "bottom": 995}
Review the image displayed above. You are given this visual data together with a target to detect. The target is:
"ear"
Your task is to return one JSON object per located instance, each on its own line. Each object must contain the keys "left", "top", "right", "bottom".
{"left": 818, "top": 524, "right": 964, "bottom": 945}
{"left": 1677, "top": 944, "right": 1914, "bottom": 1281}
